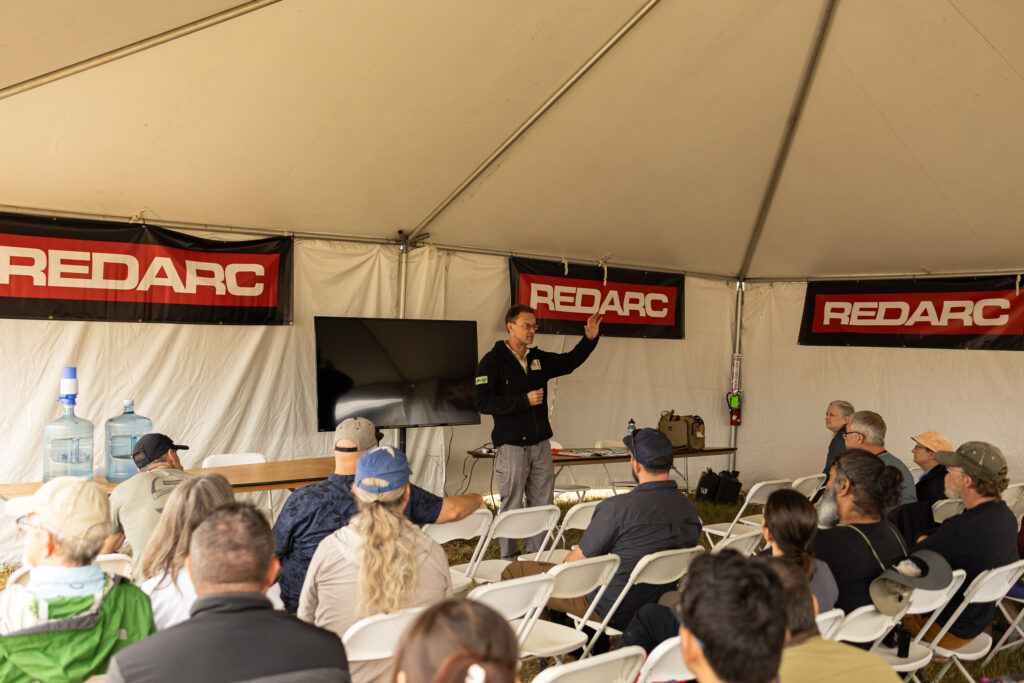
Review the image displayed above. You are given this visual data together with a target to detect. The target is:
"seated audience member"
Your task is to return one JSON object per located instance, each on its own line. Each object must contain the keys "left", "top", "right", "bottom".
{"left": 139, "top": 473, "right": 284, "bottom": 629}
{"left": 274, "top": 417, "right": 483, "bottom": 612}
{"left": 501, "top": 428, "right": 702, "bottom": 632}
{"left": 676, "top": 551, "right": 787, "bottom": 683}
{"left": 761, "top": 557, "right": 899, "bottom": 683}
{"left": 911, "top": 430, "right": 953, "bottom": 504}
{"left": 0, "top": 478, "right": 156, "bottom": 682}
{"left": 102, "top": 432, "right": 194, "bottom": 557}
{"left": 299, "top": 445, "right": 452, "bottom": 683}
{"left": 813, "top": 449, "right": 907, "bottom": 612}
{"left": 762, "top": 488, "right": 838, "bottom": 612}
{"left": 621, "top": 486, "right": 840, "bottom": 654}
{"left": 822, "top": 400, "right": 855, "bottom": 478}
{"left": 107, "top": 503, "right": 349, "bottom": 683}
{"left": 906, "top": 441, "right": 1018, "bottom": 647}
{"left": 391, "top": 598, "right": 519, "bottom": 683}
{"left": 843, "top": 411, "right": 917, "bottom": 505}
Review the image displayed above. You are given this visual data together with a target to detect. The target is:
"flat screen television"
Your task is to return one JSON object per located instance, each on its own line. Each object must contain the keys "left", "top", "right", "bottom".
{"left": 314, "top": 316, "right": 480, "bottom": 431}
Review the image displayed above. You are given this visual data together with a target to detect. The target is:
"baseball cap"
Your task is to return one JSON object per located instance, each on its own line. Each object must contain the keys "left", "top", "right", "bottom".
{"left": 912, "top": 431, "right": 953, "bottom": 453}
{"left": 133, "top": 433, "right": 189, "bottom": 468}
{"left": 935, "top": 441, "right": 1008, "bottom": 481}
{"left": 6, "top": 477, "right": 110, "bottom": 542}
{"left": 869, "top": 550, "right": 953, "bottom": 616}
{"left": 334, "top": 417, "right": 383, "bottom": 453}
{"left": 355, "top": 446, "right": 412, "bottom": 494}
{"left": 623, "top": 428, "right": 673, "bottom": 470}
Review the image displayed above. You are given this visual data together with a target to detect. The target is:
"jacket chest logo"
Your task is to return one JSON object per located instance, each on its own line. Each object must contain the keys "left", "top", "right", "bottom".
{"left": 530, "top": 359, "right": 541, "bottom": 371}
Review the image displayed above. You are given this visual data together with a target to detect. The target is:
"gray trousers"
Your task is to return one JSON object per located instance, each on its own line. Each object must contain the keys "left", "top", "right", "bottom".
{"left": 494, "top": 440, "right": 555, "bottom": 560}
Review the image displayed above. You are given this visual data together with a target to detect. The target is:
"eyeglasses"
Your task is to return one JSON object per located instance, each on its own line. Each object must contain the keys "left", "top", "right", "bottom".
{"left": 844, "top": 431, "right": 863, "bottom": 439}
{"left": 514, "top": 322, "right": 538, "bottom": 331}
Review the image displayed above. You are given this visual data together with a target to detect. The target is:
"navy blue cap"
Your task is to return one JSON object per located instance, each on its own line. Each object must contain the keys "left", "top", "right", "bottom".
{"left": 623, "top": 428, "right": 673, "bottom": 470}
{"left": 356, "top": 446, "right": 412, "bottom": 493}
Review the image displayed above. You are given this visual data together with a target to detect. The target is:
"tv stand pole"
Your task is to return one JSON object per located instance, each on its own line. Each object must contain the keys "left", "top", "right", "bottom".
{"left": 398, "top": 427, "right": 407, "bottom": 454}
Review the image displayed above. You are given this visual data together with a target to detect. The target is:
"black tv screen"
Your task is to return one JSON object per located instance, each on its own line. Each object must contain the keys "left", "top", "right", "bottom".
{"left": 314, "top": 317, "right": 480, "bottom": 431}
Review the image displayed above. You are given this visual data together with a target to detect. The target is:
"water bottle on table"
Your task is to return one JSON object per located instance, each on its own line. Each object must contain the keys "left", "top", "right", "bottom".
{"left": 104, "top": 400, "right": 153, "bottom": 483}
{"left": 42, "top": 366, "right": 94, "bottom": 480}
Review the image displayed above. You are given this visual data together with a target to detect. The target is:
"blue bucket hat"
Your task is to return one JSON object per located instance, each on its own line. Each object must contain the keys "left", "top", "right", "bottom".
{"left": 356, "top": 446, "right": 412, "bottom": 494}
{"left": 623, "top": 428, "right": 674, "bottom": 470}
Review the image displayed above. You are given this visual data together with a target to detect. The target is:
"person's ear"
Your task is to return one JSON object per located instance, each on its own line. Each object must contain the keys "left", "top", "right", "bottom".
{"left": 40, "top": 529, "right": 57, "bottom": 559}
{"left": 264, "top": 558, "right": 280, "bottom": 593}
{"left": 761, "top": 519, "right": 773, "bottom": 545}
{"left": 837, "top": 478, "right": 852, "bottom": 498}
{"left": 679, "top": 627, "right": 706, "bottom": 670}
{"left": 185, "top": 555, "right": 194, "bottom": 583}
{"left": 812, "top": 594, "right": 820, "bottom": 618}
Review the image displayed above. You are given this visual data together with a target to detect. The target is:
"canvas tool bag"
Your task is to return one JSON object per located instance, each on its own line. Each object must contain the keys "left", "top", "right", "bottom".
{"left": 658, "top": 410, "right": 705, "bottom": 449}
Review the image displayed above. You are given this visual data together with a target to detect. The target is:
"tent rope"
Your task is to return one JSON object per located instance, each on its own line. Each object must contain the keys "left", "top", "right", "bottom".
{"left": 597, "top": 256, "right": 610, "bottom": 285}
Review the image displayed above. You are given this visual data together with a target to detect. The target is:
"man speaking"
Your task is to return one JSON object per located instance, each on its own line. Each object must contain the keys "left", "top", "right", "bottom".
{"left": 475, "top": 304, "right": 601, "bottom": 560}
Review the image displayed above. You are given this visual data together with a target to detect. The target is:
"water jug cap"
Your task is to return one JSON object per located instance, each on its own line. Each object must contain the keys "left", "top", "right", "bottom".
{"left": 123, "top": 399, "right": 134, "bottom": 408}
{"left": 62, "top": 366, "right": 77, "bottom": 379}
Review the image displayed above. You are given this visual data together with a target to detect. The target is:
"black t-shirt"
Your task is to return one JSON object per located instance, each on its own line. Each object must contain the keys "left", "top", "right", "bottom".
{"left": 913, "top": 499, "right": 1018, "bottom": 638}
{"left": 812, "top": 521, "right": 907, "bottom": 613}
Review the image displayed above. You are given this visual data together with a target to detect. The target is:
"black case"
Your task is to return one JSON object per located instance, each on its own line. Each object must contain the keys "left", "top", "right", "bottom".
{"left": 713, "top": 470, "right": 742, "bottom": 505}
{"left": 695, "top": 468, "right": 720, "bottom": 501}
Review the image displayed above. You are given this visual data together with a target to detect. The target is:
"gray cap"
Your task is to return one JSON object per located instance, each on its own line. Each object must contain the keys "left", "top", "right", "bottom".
{"left": 333, "top": 417, "right": 382, "bottom": 453}
{"left": 935, "top": 441, "right": 1008, "bottom": 481}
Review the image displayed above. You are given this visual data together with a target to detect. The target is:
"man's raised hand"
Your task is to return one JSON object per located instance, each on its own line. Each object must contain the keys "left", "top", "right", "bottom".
{"left": 584, "top": 313, "right": 603, "bottom": 340}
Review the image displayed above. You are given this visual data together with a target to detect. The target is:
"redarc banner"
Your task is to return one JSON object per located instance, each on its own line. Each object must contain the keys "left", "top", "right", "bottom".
{"left": 799, "top": 276, "right": 1024, "bottom": 350}
{"left": 509, "top": 257, "right": 684, "bottom": 339}
{"left": 0, "top": 212, "right": 293, "bottom": 325}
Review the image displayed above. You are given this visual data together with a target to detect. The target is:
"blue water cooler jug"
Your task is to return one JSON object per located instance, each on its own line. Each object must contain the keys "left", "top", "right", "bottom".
{"left": 104, "top": 400, "right": 153, "bottom": 483}
{"left": 42, "top": 366, "right": 94, "bottom": 480}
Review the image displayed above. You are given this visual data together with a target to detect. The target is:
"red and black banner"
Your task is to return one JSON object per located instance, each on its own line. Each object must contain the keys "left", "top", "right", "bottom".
{"left": 509, "top": 257, "right": 684, "bottom": 339}
{"left": 799, "top": 276, "right": 1024, "bottom": 350}
{"left": 0, "top": 212, "right": 292, "bottom": 325}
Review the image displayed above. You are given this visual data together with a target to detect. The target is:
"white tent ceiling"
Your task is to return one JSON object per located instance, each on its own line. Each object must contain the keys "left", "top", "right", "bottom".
{"left": 1, "top": 0, "right": 1022, "bottom": 280}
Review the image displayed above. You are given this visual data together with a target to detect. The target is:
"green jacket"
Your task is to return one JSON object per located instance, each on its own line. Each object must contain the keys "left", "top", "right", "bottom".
{"left": 0, "top": 575, "right": 156, "bottom": 683}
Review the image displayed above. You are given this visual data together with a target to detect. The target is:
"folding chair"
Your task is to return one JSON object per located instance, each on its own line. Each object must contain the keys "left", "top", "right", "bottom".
{"left": 815, "top": 608, "right": 845, "bottom": 640}
{"left": 550, "top": 440, "right": 589, "bottom": 503}
{"left": 702, "top": 479, "right": 791, "bottom": 546}
{"left": 869, "top": 569, "right": 967, "bottom": 682}
{"left": 459, "top": 505, "right": 560, "bottom": 583}
{"left": 931, "top": 498, "right": 964, "bottom": 524}
{"left": 468, "top": 573, "right": 555, "bottom": 645}
{"left": 342, "top": 606, "right": 426, "bottom": 662}
{"left": 579, "top": 547, "right": 701, "bottom": 657}
{"left": 1003, "top": 482, "right": 1024, "bottom": 520}
{"left": 792, "top": 473, "right": 828, "bottom": 500}
{"left": 708, "top": 529, "right": 763, "bottom": 556}
{"left": 518, "top": 554, "right": 620, "bottom": 660}
{"left": 833, "top": 604, "right": 906, "bottom": 646}
{"left": 635, "top": 636, "right": 696, "bottom": 683}
{"left": 532, "top": 645, "right": 646, "bottom": 683}
{"left": 908, "top": 465, "right": 924, "bottom": 481}
{"left": 596, "top": 439, "right": 635, "bottom": 494}
{"left": 522, "top": 500, "right": 600, "bottom": 563}
{"left": 95, "top": 553, "right": 134, "bottom": 578}
{"left": 926, "top": 559, "right": 1024, "bottom": 682}
{"left": 422, "top": 507, "right": 493, "bottom": 594}
{"left": 984, "top": 592, "right": 1024, "bottom": 665}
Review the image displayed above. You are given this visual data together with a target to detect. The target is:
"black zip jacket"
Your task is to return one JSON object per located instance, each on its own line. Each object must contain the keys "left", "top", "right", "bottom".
{"left": 475, "top": 335, "right": 598, "bottom": 447}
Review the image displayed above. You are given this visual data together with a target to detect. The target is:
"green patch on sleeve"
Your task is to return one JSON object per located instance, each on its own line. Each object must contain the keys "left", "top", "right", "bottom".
{"left": 475, "top": 375, "right": 488, "bottom": 385}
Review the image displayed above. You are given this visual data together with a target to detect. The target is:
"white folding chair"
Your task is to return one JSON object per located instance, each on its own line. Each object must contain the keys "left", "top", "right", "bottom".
{"left": 1003, "top": 482, "right": 1024, "bottom": 521}
{"left": 909, "top": 465, "right": 924, "bottom": 480}
{"left": 580, "top": 547, "right": 701, "bottom": 657}
{"left": 342, "top": 606, "right": 426, "bottom": 662}
{"left": 532, "top": 645, "right": 646, "bottom": 683}
{"left": 702, "top": 479, "right": 791, "bottom": 546}
{"left": 519, "top": 554, "right": 620, "bottom": 660}
{"left": 815, "top": 608, "right": 845, "bottom": 640}
{"left": 635, "top": 636, "right": 696, "bottom": 683}
{"left": 708, "top": 529, "right": 763, "bottom": 556}
{"left": 927, "top": 559, "right": 1024, "bottom": 683}
{"left": 596, "top": 439, "right": 635, "bottom": 494}
{"left": 95, "top": 553, "right": 134, "bottom": 578}
{"left": 869, "top": 569, "right": 967, "bottom": 681}
{"left": 202, "top": 452, "right": 269, "bottom": 509}
{"left": 522, "top": 500, "right": 600, "bottom": 563}
{"left": 468, "top": 573, "right": 555, "bottom": 644}
{"left": 792, "top": 473, "right": 828, "bottom": 500}
{"left": 931, "top": 498, "right": 965, "bottom": 524}
{"left": 984, "top": 592, "right": 1024, "bottom": 665}
{"left": 7, "top": 566, "right": 30, "bottom": 587}
{"left": 460, "top": 505, "right": 560, "bottom": 583}
{"left": 834, "top": 604, "right": 905, "bottom": 646}
{"left": 550, "top": 440, "right": 589, "bottom": 503}
{"left": 422, "top": 507, "right": 493, "bottom": 594}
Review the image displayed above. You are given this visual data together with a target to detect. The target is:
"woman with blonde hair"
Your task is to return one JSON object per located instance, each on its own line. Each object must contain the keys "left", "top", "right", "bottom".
{"left": 139, "top": 472, "right": 293, "bottom": 628}
{"left": 299, "top": 446, "right": 451, "bottom": 683}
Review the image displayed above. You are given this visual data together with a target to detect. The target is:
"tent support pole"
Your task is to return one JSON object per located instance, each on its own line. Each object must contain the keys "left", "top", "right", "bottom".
{"left": 397, "top": 243, "right": 409, "bottom": 319}
{"left": 0, "top": 0, "right": 283, "bottom": 102}
{"left": 729, "top": 281, "right": 745, "bottom": 472}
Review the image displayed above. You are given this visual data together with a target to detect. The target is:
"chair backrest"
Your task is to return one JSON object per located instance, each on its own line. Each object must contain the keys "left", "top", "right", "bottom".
{"left": 548, "top": 554, "right": 620, "bottom": 601}
{"left": 421, "top": 507, "right": 492, "bottom": 545}
{"left": 815, "top": 608, "right": 845, "bottom": 640}
{"left": 908, "top": 465, "right": 924, "bottom": 480}
{"left": 540, "top": 500, "right": 600, "bottom": 561}
{"left": 931, "top": 498, "right": 965, "bottom": 524}
{"left": 928, "top": 559, "right": 1024, "bottom": 646}
{"left": 710, "top": 529, "right": 762, "bottom": 556}
{"left": 533, "top": 645, "right": 646, "bottom": 683}
{"left": 549, "top": 440, "right": 563, "bottom": 450}
{"left": 595, "top": 440, "right": 621, "bottom": 449}
{"left": 834, "top": 605, "right": 901, "bottom": 644}
{"left": 95, "top": 553, "right": 134, "bottom": 578}
{"left": 342, "top": 607, "right": 426, "bottom": 662}
{"left": 467, "top": 505, "right": 559, "bottom": 577}
{"left": 791, "top": 473, "right": 827, "bottom": 499}
{"left": 907, "top": 569, "right": 967, "bottom": 615}
{"left": 635, "top": 636, "right": 695, "bottom": 683}
{"left": 716, "top": 479, "right": 792, "bottom": 538}
{"left": 468, "top": 573, "right": 555, "bottom": 640}
{"left": 1004, "top": 482, "right": 1024, "bottom": 517}
{"left": 202, "top": 452, "right": 266, "bottom": 467}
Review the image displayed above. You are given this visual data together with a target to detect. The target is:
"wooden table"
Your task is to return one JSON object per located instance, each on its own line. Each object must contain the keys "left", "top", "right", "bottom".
{"left": 0, "top": 457, "right": 336, "bottom": 498}
{"left": 469, "top": 446, "right": 736, "bottom": 493}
